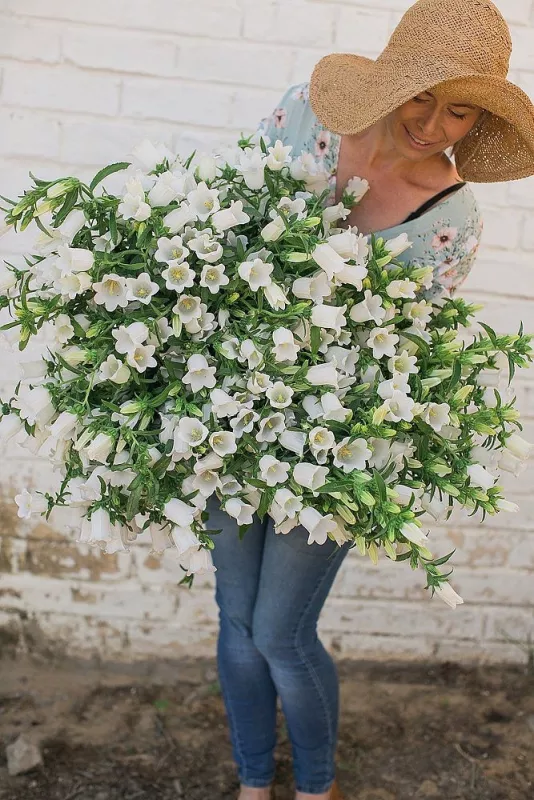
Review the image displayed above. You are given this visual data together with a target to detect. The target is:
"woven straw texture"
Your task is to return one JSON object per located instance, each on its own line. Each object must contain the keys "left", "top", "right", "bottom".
{"left": 309, "top": 0, "right": 534, "bottom": 183}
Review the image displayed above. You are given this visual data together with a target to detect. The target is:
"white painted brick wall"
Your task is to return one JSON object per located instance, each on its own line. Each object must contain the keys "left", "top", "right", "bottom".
{"left": 1, "top": 0, "right": 534, "bottom": 665}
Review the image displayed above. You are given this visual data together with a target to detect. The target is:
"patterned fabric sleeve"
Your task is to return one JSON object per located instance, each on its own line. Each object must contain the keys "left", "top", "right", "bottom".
{"left": 425, "top": 194, "right": 484, "bottom": 297}
{"left": 256, "top": 84, "right": 309, "bottom": 147}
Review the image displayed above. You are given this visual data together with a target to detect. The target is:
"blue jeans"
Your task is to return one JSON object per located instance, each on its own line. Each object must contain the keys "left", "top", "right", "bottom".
{"left": 209, "top": 499, "right": 350, "bottom": 795}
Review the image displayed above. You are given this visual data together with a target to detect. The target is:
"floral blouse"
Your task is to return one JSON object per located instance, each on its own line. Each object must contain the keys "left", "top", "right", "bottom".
{"left": 257, "top": 83, "right": 483, "bottom": 298}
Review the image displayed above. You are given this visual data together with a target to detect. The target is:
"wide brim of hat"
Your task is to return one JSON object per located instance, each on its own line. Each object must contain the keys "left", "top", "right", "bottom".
{"left": 309, "top": 51, "right": 534, "bottom": 183}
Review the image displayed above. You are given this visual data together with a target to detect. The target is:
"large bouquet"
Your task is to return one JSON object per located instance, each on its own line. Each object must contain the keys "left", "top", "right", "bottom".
{"left": 0, "top": 135, "right": 532, "bottom": 606}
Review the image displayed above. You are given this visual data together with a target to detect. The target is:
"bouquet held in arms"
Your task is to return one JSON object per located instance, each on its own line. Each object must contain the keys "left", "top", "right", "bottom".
{"left": 0, "top": 134, "right": 532, "bottom": 607}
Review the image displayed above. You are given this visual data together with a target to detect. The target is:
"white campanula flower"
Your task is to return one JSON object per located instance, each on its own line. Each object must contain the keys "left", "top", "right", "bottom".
{"left": 400, "top": 522, "right": 429, "bottom": 548}
{"left": 56, "top": 244, "right": 94, "bottom": 276}
{"left": 84, "top": 432, "right": 114, "bottom": 464}
{"left": 247, "top": 371, "right": 273, "bottom": 395}
{"left": 259, "top": 454, "right": 290, "bottom": 487}
{"left": 200, "top": 263, "right": 229, "bottom": 294}
{"left": 388, "top": 350, "right": 419, "bottom": 375}
{"left": 210, "top": 388, "right": 240, "bottom": 418}
{"left": 187, "top": 181, "right": 220, "bottom": 221}
{"left": 126, "top": 343, "right": 157, "bottom": 373}
{"left": 299, "top": 506, "right": 337, "bottom": 545}
{"left": 312, "top": 242, "right": 348, "bottom": 280}
{"left": 0, "top": 413, "right": 24, "bottom": 442}
{"left": 0, "top": 263, "right": 18, "bottom": 294}
{"left": 273, "top": 488, "right": 303, "bottom": 518}
{"left": 422, "top": 402, "right": 450, "bottom": 432}
{"left": 155, "top": 235, "right": 190, "bottom": 265}
{"left": 311, "top": 303, "right": 347, "bottom": 334}
{"left": 309, "top": 426, "right": 336, "bottom": 464}
{"left": 13, "top": 385, "right": 55, "bottom": 426}
{"left": 188, "top": 230, "right": 223, "bottom": 263}
{"left": 93, "top": 230, "right": 121, "bottom": 253}
{"left": 183, "top": 354, "right": 217, "bottom": 393}
{"left": 125, "top": 272, "right": 159, "bottom": 304}
{"left": 161, "top": 261, "right": 195, "bottom": 293}
{"left": 219, "top": 474, "right": 242, "bottom": 496}
{"left": 292, "top": 271, "right": 332, "bottom": 303}
{"left": 211, "top": 200, "right": 250, "bottom": 232}
{"left": 328, "top": 230, "right": 369, "bottom": 263}
{"left": 467, "top": 463, "right": 497, "bottom": 490}
{"left": 230, "top": 408, "right": 260, "bottom": 438}
{"left": 53, "top": 313, "right": 75, "bottom": 344}
{"left": 118, "top": 176, "right": 151, "bottom": 222}
{"left": 164, "top": 497, "right": 196, "bottom": 527}
{"left": 289, "top": 152, "right": 330, "bottom": 194}
{"left": 177, "top": 417, "right": 209, "bottom": 447}
{"left": 256, "top": 412, "right": 285, "bottom": 443}
{"left": 386, "top": 279, "right": 417, "bottom": 300}
{"left": 92, "top": 273, "right": 129, "bottom": 312}
{"left": 237, "top": 147, "right": 266, "bottom": 190}
{"left": 238, "top": 258, "right": 273, "bottom": 291}
{"left": 57, "top": 271, "right": 91, "bottom": 299}
{"left": 113, "top": 321, "right": 149, "bottom": 354}
{"left": 325, "top": 346, "right": 359, "bottom": 376}
{"left": 225, "top": 497, "right": 255, "bottom": 526}
{"left": 148, "top": 171, "right": 186, "bottom": 207}
{"left": 279, "top": 429, "right": 307, "bottom": 456}
{"left": 182, "top": 546, "right": 217, "bottom": 576}
{"left": 266, "top": 381, "right": 294, "bottom": 409}
{"left": 350, "top": 290, "right": 386, "bottom": 325}
{"left": 293, "top": 462, "right": 329, "bottom": 491}
{"left": 264, "top": 282, "right": 289, "bottom": 310}
{"left": 306, "top": 363, "right": 339, "bottom": 389}
{"left": 385, "top": 233, "right": 412, "bottom": 258}
{"left": 15, "top": 488, "right": 48, "bottom": 519}
{"left": 495, "top": 499, "right": 520, "bottom": 513}
{"left": 498, "top": 450, "right": 526, "bottom": 476}
{"left": 163, "top": 202, "right": 197, "bottom": 234}
{"left": 374, "top": 391, "right": 415, "bottom": 424}
{"left": 171, "top": 525, "right": 202, "bottom": 557}
{"left": 239, "top": 339, "right": 264, "bottom": 369}
{"left": 334, "top": 262, "right": 368, "bottom": 290}
{"left": 367, "top": 327, "right": 399, "bottom": 359}
{"left": 209, "top": 430, "right": 237, "bottom": 457}
{"left": 277, "top": 196, "right": 307, "bottom": 220}
{"left": 421, "top": 491, "right": 450, "bottom": 522}
{"left": 266, "top": 140, "right": 292, "bottom": 171}
{"left": 434, "top": 582, "right": 464, "bottom": 609}
{"left": 377, "top": 372, "right": 411, "bottom": 400}
{"left": 196, "top": 154, "right": 218, "bottom": 182}
{"left": 173, "top": 294, "right": 202, "bottom": 324}
{"left": 345, "top": 176, "right": 370, "bottom": 203}
{"left": 272, "top": 327, "right": 300, "bottom": 363}
{"left": 261, "top": 216, "right": 286, "bottom": 242}
{"left": 403, "top": 300, "right": 432, "bottom": 327}
{"left": 333, "top": 437, "right": 371, "bottom": 472}
{"left": 130, "top": 139, "right": 175, "bottom": 171}
{"left": 322, "top": 202, "right": 350, "bottom": 230}
{"left": 97, "top": 354, "right": 130, "bottom": 385}
{"left": 504, "top": 433, "right": 533, "bottom": 461}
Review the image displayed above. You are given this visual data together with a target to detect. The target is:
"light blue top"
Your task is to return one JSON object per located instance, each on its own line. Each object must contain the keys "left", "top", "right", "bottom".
{"left": 258, "top": 83, "right": 483, "bottom": 298}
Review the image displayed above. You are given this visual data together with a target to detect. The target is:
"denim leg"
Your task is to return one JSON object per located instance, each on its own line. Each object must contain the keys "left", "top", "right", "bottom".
{"left": 252, "top": 521, "right": 350, "bottom": 795}
{"left": 209, "top": 500, "right": 278, "bottom": 788}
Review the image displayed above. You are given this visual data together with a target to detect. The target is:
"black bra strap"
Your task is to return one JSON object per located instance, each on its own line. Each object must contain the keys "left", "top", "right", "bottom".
{"left": 403, "top": 182, "right": 467, "bottom": 223}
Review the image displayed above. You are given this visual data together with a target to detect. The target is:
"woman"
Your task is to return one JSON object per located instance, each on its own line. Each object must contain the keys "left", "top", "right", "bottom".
{"left": 210, "top": 1, "right": 534, "bottom": 798}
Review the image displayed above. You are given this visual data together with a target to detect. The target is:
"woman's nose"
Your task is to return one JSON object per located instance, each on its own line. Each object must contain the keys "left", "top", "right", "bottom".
{"left": 418, "top": 112, "right": 440, "bottom": 136}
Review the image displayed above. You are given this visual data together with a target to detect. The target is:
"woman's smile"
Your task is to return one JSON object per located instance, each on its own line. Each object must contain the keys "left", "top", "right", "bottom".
{"left": 403, "top": 125, "right": 440, "bottom": 149}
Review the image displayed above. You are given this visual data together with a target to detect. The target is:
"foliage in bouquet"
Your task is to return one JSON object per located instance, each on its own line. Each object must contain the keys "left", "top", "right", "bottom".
{"left": 0, "top": 134, "right": 532, "bottom": 606}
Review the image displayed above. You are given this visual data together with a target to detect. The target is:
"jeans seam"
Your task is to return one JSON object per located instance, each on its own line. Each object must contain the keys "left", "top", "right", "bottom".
{"left": 292, "top": 545, "right": 347, "bottom": 793}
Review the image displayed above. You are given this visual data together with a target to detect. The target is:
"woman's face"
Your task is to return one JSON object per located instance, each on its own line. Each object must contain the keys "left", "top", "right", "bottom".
{"left": 386, "top": 89, "right": 483, "bottom": 161}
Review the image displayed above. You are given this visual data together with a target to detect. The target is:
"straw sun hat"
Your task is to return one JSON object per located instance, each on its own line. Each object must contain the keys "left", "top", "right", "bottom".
{"left": 309, "top": 0, "right": 534, "bottom": 183}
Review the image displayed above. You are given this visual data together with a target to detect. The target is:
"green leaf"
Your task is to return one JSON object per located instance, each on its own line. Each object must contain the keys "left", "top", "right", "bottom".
{"left": 89, "top": 162, "right": 131, "bottom": 193}
{"left": 53, "top": 189, "right": 79, "bottom": 228}
{"left": 373, "top": 470, "right": 388, "bottom": 504}
{"left": 126, "top": 483, "right": 143, "bottom": 519}
{"left": 310, "top": 325, "right": 321, "bottom": 357}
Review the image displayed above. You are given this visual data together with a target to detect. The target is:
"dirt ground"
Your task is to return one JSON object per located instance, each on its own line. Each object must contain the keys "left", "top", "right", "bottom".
{"left": 0, "top": 654, "right": 532, "bottom": 800}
